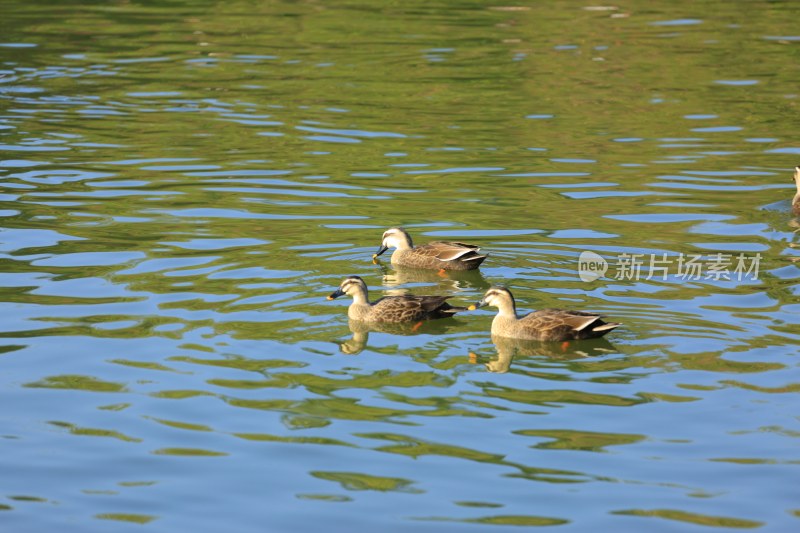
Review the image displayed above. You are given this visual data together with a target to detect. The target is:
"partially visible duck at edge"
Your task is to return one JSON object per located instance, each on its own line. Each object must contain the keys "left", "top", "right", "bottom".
{"left": 469, "top": 287, "right": 621, "bottom": 342}
{"left": 792, "top": 165, "right": 800, "bottom": 216}
{"left": 327, "top": 275, "right": 467, "bottom": 323}
{"left": 372, "top": 227, "right": 487, "bottom": 271}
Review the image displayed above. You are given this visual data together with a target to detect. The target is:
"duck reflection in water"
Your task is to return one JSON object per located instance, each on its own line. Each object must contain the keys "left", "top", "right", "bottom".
{"left": 338, "top": 318, "right": 465, "bottom": 355}
{"left": 374, "top": 261, "right": 491, "bottom": 295}
{"left": 476, "top": 335, "right": 619, "bottom": 373}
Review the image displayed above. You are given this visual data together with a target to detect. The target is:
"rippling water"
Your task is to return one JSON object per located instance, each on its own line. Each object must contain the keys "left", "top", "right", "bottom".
{"left": 2, "top": 1, "right": 799, "bottom": 531}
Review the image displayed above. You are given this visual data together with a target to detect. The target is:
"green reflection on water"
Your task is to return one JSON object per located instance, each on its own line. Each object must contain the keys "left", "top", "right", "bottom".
{"left": 453, "top": 501, "right": 504, "bottom": 509}
{"left": 360, "top": 432, "right": 504, "bottom": 463}
{"left": 720, "top": 380, "right": 800, "bottom": 393}
{"left": 418, "top": 512, "right": 568, "bottom": 526}
{"left": 0, "top": 345, "right": 26, "bottom": 356}
{"left": 513, "top": 428, "right": 645, "bottom": 452}
{"left": 613, "top": 508, "right": 763, "bottom": 528}
{"left": 477, "top": 387, "right": 645, "bottom": 407}
{"left": 95, "top": 513, "right": 158, "bottom": 524}
{"left": 311, "top": 471, "right": 423, "bottom": 493}
{"left": 168, "top": 355, "right": 307, "bottom": 372}
{"left": 48, "top": 421, "right": 141, "bottom": 443}
{"left": 234, "top": 432, "right": 352, "bottom": 448}
{"left": 295, "top": 493, "right": 352, "bottom": 503}
{"left": 151, "top": 448, "right": 227, "bottom": 457}
{"left": 149, "top": 389, "right": 215, "bottom": 400}
{"left": 458, "top": 514, "right": 569, "bottom": 526}
{"left": 118, "top": 481, "right": 157, "bottom": 487}
{"left": 25, "top": 375, "right": 127, "bottom": 393}
{"left": 210, "top": 370, "right": 453, "bottom": 393}
{"left": 8, "top": 495, "right": 48, "bottom": 502}
{"left": 146, "top": 417, "right": 213, "bottom": 432}
{"left": 281, "top": 414, "right": 331, "bottom": 430}
{"left": 110, "top": 359, "right": 178, "bottom": 372}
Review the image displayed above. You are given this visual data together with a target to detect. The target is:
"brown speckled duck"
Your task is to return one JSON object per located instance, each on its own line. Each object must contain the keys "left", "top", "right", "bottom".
{"left": 469, "top": 287, "right": 621, "bottom": 342}
{"left": 327, "top": 276, "right": 467, "bottom": 323}
{"left": 792, "top": 166, "right": 800, "bottom": 216}
{"left": 372, "top": 227, "right": 487, "bottom": 271}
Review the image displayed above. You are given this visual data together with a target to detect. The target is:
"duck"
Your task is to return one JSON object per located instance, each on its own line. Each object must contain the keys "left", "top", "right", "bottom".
{"left": 792, "top": 165, "right": 800, "bottom": 216}
{"left": 327, "top": 275, "right": 467, "bottom": 323}
{"left": 372, "top": 227, "right": 487, "bottom": 271}
{"left": 468, "top": 286, "right": 621, "bottom": 342}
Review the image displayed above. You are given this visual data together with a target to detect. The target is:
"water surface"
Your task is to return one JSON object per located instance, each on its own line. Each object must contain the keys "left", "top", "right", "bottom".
{"left": 1, "top": 1, "right": 799, "bottom": 531}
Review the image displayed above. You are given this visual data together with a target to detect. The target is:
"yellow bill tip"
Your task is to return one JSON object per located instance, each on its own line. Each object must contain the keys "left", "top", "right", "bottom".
{"left": 371, "top": 254, "right": 378, "bottom": 260}
{"left": 467, "top": 304, "right": 477, "bottom": 311}
{"left": 326, "top": 295, "right": 334, "bottom": 301}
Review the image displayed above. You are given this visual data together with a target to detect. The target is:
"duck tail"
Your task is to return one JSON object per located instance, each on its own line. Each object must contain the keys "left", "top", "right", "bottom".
{"left": 462, "top": 254, "right": 488, "bottom": 266}
{"left": 592, "top": 322, "right": 621, "bottom": 334}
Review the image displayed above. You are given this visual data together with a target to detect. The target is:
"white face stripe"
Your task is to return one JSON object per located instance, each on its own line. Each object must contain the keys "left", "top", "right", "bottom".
{"left": 382, "top": 230, "right": 399, "bottom": 247}
{"left": 341, "top": 277, "right": 364, "bottom": 291}
{"left": 484, "top": 288, "right": 509, "bottom": 303}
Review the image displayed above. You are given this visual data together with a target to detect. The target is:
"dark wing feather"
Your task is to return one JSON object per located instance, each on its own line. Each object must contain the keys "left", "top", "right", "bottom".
{"left": 519, "top": 308, "right": 619, "bottom": 341}
{"left": 417, "top": 241, "right": 482, "bottom": 262}
{"left": 371, "top": 295, "right": 463, "bottom": 322}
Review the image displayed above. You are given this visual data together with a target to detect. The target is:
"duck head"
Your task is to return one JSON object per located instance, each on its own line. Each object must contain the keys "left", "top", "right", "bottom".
{"left": 373, "top": 227, "right": 413, "bottom": 260}
{"left": 468, "top": 286, "right": 516, "bottom": 312}
{"left": 327, "top": 276, "right": 368, "bottom": 300}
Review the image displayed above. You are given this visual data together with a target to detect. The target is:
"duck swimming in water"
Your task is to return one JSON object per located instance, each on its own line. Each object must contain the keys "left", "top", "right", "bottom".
{"left": 469, "top": 287, "right": 621, "bottom": 342}
{"left": 372, "top": 227, "right": 487, "bottom": 271}
{"left": 327, "top": 275, "right": 467, "bottom": 323}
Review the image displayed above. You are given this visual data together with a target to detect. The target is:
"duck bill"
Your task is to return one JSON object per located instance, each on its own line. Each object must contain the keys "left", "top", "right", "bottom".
{"left": 466, "top": 298, "right": 486, "bottom": 311}
{"left": 372, "top": 245, "right": 389, "bottom": 260}
{"left": 327, "top": 288, "right": 345, "bottom": 301}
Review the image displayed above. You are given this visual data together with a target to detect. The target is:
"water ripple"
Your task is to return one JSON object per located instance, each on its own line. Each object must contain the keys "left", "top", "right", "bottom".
{"left": 1, "top": 2, "right": 799, "bottom": 532}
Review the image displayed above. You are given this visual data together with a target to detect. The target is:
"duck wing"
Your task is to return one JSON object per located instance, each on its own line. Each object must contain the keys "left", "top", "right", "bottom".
{"left": 371, "top": 295, "right": 464, "bottom": 322}
{"left": 418, "top": 241, "right": 484, "bottom": 262}
{"left": 520, "top": 309, "right": 620, "bottom": 340}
